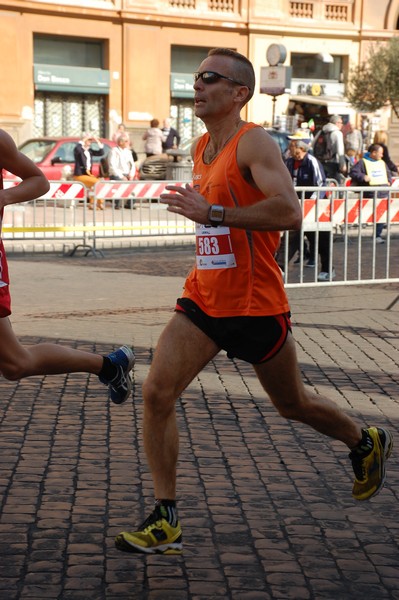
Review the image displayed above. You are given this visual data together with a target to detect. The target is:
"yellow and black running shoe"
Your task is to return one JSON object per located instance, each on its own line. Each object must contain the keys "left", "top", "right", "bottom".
{"left": 115, "top": 505, "right": 183, "bottom": 554}
{"left": 350, "top": 427, "right": 393, "bottom": 501}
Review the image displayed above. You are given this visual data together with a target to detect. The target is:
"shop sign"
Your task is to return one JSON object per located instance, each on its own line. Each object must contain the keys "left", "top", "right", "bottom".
{"left": 296, "top": 83, "right": 326, "bottom": 96}
{"left": 292, "top": 80, "right": 345, "bottom": 98}
{"left": 34, "top": 64, "right": 110, "bottom": 94}
{"left": 260, "top": 66, "right": 292, "bottom": 96}
{"left": 171, "top": 73, "right": 194, "bottom": 98}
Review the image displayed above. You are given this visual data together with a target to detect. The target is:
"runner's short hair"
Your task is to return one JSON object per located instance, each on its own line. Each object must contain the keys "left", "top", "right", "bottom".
{"left": 207, "top": 48, "right": 255, "bottom": 103}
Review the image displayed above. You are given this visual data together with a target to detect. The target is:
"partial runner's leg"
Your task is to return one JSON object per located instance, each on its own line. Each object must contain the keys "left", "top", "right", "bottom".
{"left": 0, "top": 317, "right": 103, "bottom": 380}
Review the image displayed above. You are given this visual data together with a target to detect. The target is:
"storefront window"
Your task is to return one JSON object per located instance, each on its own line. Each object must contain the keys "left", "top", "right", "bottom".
{"left": 291, "top": 53, "right": 343, "bottom": 81}
{"left": 34, "top": 35, "right": 104, "bottom": 69}
{"left": 170, "top": 46, "right": 210, "bottom": 142}
{"left": 171, "top": 46, "right": 210, "bottom": 72}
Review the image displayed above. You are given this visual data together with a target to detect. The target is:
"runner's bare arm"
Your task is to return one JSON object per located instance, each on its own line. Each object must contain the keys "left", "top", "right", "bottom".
{"left": 160, "top": 127, "right": 301, "bottom": 232}
{"left": 0, "top": 129, "right": 50, "bottom": 210}
{"left": 233, "top": 127, "right": 302, "bottom": 231}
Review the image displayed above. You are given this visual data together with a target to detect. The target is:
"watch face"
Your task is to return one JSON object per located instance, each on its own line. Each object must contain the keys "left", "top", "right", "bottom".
{"left": 211, "top": 207, "right": 224, "bottom": 221}
{"left": 209, "top": 205, "right": 225, "bottom": 224}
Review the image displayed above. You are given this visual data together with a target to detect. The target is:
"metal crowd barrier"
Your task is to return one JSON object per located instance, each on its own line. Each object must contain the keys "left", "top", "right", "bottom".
{"left": 279, "top": 185, "right": 399, "bottom": 286}
{"left": 2, "top": 180, "right": 94, "bottom": 254}
{"left": 2, "top": 179, "right": 196, "bottom": 256}
{"left": 90, "top": 180, "right": 196, "bottom": 249}
{"left": 2, "top": 180, "right": 399, "bottom": 286}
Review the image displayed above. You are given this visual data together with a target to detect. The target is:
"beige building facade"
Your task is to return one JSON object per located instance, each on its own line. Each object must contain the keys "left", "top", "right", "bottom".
{"left": 0, "top": 0, "right": 398, "bottom": 157}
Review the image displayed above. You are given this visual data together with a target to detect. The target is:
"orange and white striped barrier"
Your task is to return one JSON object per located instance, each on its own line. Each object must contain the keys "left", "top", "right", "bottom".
{"left": 4, "top": 180, "right": 399, "bottom": 225}
{"left": 302, "top": 196, "right": 399, "bottom": 225}
{"left": 4, "top": 180, "right": 86, "bottom": 200}
{"left": 94, "top": 180, "right": 186, "bottom": 200}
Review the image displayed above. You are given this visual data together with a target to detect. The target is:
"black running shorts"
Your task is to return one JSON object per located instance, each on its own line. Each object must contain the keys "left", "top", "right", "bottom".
{"left": 175, "top": 298, "right": 291, "bottom": 365}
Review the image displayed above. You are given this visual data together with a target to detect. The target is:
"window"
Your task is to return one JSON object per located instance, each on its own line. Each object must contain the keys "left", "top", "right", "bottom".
{"left": 171, "top": 46, "right": 211, "bottom": 73}
{"left": 291, "top": 53, "right": 343, "bottom": 81}
{"left": 19, "top": 139, "right": 56, "bottom": 163}
{"left": 34, "top": 35, "right": 104, "bottom": 69}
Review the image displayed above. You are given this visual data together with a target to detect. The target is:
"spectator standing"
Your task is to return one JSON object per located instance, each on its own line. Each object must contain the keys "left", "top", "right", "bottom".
{"left": 162, "top": 118, "right": 181, "bottom": 152}
{"left": 284, "top": 137, "right": 334, "bottom": 281}
{"left": 73, "top": 133, "right": 104, "bottom": 210}
{"left": 344, "top": 123, "right": 363, "bottom": 161}
{"left": 108, "top": 133, "right": 137, "bottom": 209}
{"left": 350, "top": 143, "right": 392, "bottom": 243}
{"left": 312, "top": 114, "right": 346, "bottom": 184}
{"left": 284, "top": 136, "right": 297, "bottom": 160}
{"left": 279, "top": 132, "right": 312, "bottom": 263}
{"left": 142, "top": 119, "right": 165, "bottom": 157}
{"left": 282, "top": 129, "right": 310, "bottom": 162}
{"left": 373, "top": 130, "right": 398, "bottom": 175}
{"left": 112, "top": 123, "right": 127, "bottom": 143}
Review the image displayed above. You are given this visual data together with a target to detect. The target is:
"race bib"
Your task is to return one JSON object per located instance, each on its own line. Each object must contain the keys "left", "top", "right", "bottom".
{"left": 195, "top": 223, "right": 237, "bottom": 270}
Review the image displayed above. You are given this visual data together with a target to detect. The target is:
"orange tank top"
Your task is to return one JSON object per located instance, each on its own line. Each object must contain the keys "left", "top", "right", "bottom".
{"left": 182, "top": 122, "right": 290, "bottom": 317}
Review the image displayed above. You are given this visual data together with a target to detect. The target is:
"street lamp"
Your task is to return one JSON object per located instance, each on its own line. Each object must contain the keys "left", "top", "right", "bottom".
{"left": 261, "top": 44, "right": 291, "bottom": 126}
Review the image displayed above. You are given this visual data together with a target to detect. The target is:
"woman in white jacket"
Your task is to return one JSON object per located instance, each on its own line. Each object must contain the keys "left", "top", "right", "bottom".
{"left": 142, "top": 119, "right": 165, "bottom": 157}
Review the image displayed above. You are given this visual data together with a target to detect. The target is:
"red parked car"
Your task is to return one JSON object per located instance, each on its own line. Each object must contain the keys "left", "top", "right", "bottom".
{"left": 4, "top": 136, "right": 116, "bottom": 181}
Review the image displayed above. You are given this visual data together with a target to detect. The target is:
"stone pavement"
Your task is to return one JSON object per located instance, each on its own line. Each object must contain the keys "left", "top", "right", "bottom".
{"left": 0, "top": 249, "right": 398, "bottom": 600}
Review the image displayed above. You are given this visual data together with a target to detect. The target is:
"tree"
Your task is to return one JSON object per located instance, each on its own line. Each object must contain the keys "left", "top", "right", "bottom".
{"left": 347, "top": 37, "right": 399, "bottom": 119}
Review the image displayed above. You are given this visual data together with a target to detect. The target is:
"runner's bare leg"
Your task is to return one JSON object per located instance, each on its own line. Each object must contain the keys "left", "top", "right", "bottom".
{"left": 0, "top": 317, "right": 103, "bottom": 380}
{"left": 254, "top": 332, "right": 362, "bottom": 448}
{"left": 142, "top": 312, "right": 220, "bottom": 499}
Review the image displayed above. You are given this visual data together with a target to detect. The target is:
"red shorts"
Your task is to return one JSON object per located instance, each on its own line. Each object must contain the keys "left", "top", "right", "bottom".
{"left": 176, "top": 298, "right": 291, "bottom": 364}
{"left": 0, "top": 240, "right": 11, "bottom": 318}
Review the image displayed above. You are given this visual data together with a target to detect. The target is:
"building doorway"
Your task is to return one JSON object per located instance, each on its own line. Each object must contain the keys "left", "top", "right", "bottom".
{"left": 33, "top": 92, "right": 106, "bottom": 137}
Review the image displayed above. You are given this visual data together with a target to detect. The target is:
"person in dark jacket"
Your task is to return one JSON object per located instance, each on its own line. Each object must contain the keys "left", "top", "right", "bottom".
{"left": 73, "top": 133, "right": 105, "bottom": 209}
{"left": 350, "top": 143, "right": 393, "bottom": 243}
{"left": 161, "top": 118, "right": 181, "bottom": 151}
{"left": 280, "top": 136, "right": 334, "bottom": 281}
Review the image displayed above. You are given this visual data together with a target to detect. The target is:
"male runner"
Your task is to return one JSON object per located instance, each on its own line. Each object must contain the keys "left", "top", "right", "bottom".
{"left": 115, "top": 49, "right": 393, "bottom": 555}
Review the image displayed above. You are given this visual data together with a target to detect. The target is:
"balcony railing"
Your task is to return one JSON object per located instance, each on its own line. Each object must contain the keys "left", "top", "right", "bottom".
{"left": 289, "top": 0, "right": 353, "bottom": 22}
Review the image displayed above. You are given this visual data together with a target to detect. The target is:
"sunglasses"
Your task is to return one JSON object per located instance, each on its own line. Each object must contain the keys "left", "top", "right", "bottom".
{"left": 193, "top": 71, "right": 248, "bottom": 88}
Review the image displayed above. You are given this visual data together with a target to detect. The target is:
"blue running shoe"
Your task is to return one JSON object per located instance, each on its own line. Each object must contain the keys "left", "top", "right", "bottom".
{"left": 99, "top": 345, "right": 135, "bottom": 404}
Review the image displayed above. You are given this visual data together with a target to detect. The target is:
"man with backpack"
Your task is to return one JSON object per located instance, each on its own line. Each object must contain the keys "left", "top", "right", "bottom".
{"left": 312, "top": 114, "right": 346, "bottom": 184}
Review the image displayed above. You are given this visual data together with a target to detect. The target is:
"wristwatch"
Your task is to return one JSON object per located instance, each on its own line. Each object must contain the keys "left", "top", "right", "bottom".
{"left": 208, "top": 204, "right": 225, "bottom": 226}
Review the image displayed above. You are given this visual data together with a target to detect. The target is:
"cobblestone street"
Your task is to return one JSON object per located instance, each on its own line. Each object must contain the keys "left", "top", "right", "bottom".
{"left": 0, "top": 249, "right": 398, "bottom": 600}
